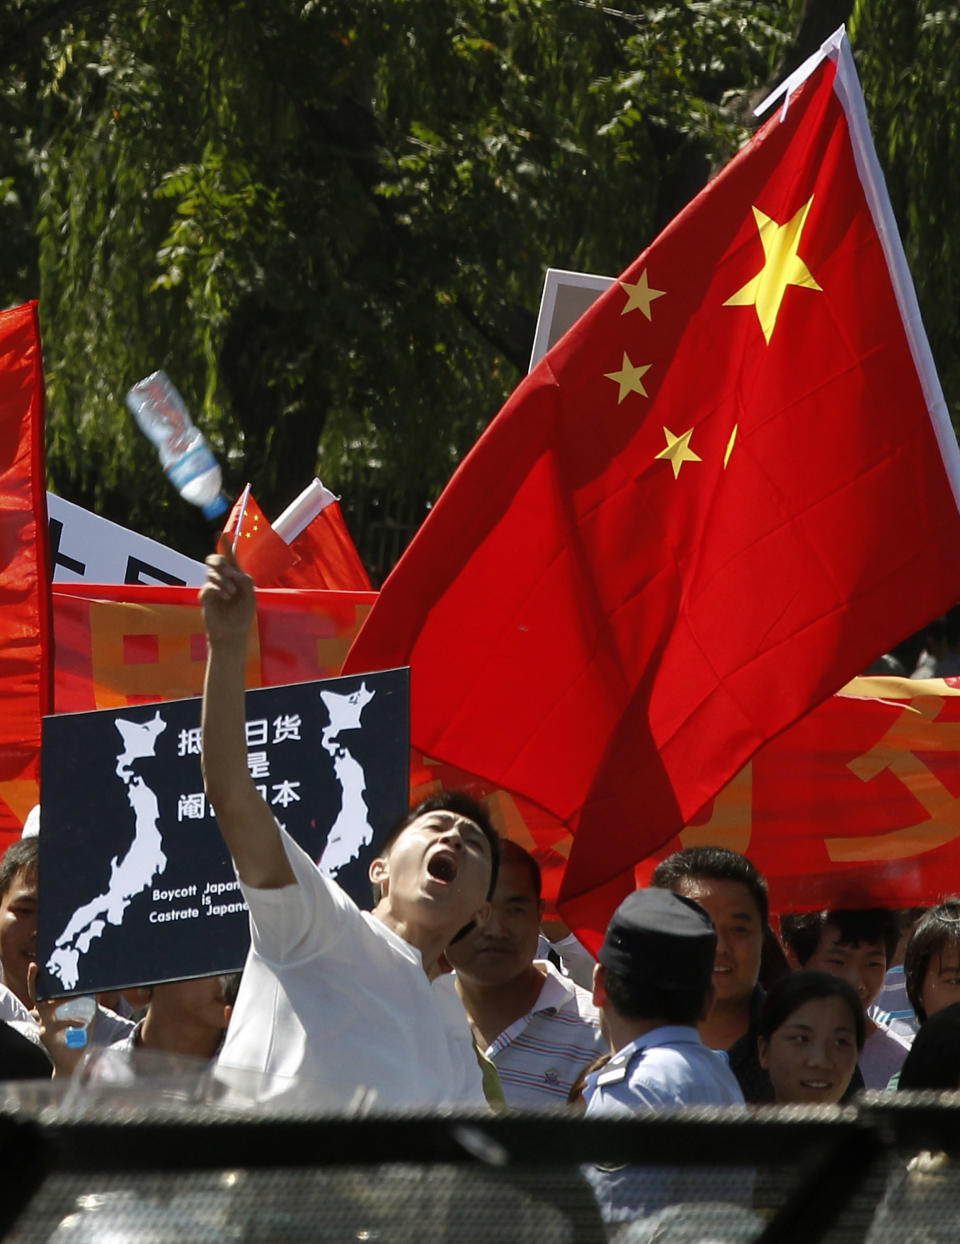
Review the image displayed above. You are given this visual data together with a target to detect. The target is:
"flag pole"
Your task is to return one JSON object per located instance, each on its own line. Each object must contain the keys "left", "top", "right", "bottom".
{"left": 230, "top": 482, "right": 252, "bottom": 555}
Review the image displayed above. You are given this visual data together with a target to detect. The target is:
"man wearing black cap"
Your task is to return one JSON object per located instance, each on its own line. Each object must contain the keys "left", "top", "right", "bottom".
{"left": 584, "top": 888, "right": 747, "bottom": 1223}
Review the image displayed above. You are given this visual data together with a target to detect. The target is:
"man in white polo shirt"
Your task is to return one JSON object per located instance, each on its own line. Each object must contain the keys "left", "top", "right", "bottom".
{"left": 446, "top": 839, "right": 604, "bottom": 1107}
{"left": 201, "top": 551, "right": 498, "bottom": 1110}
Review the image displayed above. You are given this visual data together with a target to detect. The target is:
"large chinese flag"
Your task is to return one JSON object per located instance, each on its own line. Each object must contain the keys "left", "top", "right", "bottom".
{"left": 344, "top": 29, "right": 960, "bottom": 950}
{"left": 0, "top": 302, "right": 50, "bottom": 835}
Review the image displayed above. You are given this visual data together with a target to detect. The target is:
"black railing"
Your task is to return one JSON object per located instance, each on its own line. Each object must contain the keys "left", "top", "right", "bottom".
{"left": 5, "top": 1093, "right": 960, "bottom": 1242}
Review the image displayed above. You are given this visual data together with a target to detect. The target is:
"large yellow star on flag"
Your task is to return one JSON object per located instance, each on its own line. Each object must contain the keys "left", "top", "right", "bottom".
{"left": 724, "top": 196, "right": 822, "bottom": 343}
{"left": 619, "top": 271, "right": 665, "bottom": 320}
{"left": 656, "top": 426, "right": 702, "bottom": 479}
{"left": 604, "top": 353, "right": 651, "bottom": 404}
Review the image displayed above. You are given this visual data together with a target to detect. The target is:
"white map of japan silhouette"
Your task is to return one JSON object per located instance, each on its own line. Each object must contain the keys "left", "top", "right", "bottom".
{"left": 46, "top": 683, "right": 375, "bottom": 991}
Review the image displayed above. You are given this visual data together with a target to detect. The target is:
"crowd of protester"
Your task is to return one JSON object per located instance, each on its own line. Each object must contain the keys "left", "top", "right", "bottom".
{"left": 3, "top": 555, "right": 960, "bottom": 1238}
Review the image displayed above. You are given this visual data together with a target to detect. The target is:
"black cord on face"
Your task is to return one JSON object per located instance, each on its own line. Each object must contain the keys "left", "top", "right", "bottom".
{"left": 449, "top": 920, "right": 476, "bottom": 945}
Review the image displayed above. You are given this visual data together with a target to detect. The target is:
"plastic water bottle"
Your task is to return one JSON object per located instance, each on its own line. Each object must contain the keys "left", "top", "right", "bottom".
{"left": 125, "top": 371, "right": 228, "bottom": 520}
{"left": 54, "top": 994, "right": 97, "bottom": 1049}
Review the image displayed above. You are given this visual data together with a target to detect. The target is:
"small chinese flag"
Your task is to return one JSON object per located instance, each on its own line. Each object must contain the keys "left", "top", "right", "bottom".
{"left": 267, "top": 480, "right": 373, "bottom": 592}
{"left": 344, "top": 29, "right": 960, "bottom": 949}
{"left": 0, "top": 302, "right": 51, "bottom": 836}
{"left": 220, "top": 486, "right": 297, "bottom": 585}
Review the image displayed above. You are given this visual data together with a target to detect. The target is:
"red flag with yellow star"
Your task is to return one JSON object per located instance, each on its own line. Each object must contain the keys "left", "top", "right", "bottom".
{"left": 343, "top": 30, "right": 960, "bottom": 948}
{"left": 219, "top": 485, "right": 298, "bottom": 585}
{"left": 220, "top": 479, "right": 372, "bottom": 591}
{"left": 267, "top": 480, "right": 373, "bottom": 592}
{"left": 0, "top": 302, "right": 51, "bottom": 835}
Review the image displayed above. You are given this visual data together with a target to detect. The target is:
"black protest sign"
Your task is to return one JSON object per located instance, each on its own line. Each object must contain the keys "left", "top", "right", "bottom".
{"left": 37, "top": 669, "right": 409, "bottom": 999}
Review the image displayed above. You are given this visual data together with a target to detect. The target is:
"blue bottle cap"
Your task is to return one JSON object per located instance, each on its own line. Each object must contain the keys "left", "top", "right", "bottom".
{"left": 202, "top": 493, "right": 229, "bottom": 521}
{"left": 65, "top": 1027, "right": 88, "bottom": 1049}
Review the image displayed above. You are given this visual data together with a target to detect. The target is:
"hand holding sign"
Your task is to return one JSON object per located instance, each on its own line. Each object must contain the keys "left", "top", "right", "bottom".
{"left": 26, "top": 962, "right": 86, "bottom": 1078}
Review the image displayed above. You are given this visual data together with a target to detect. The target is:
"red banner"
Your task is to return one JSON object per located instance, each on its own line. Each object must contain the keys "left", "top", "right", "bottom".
{"left": 0, "top": 302, "right": 51, "bottom": 836}
{"left": 0, "top": 583, "right": 375, "bottom": 859}
{"left": 638, "top": 676, "right": 960, "bottom": 915}
{"left": 270, "top": 496, "right": 372, "bottom": 592}
{"left": 51, "top": 584, "right": 377, "bottom": 716}
{"left": 415, "top": 675, "right": 960, "bottom": 921}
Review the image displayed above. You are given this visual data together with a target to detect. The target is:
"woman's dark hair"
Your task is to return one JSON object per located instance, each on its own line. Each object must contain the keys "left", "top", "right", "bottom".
{"left": 758, "top": 970, "right": 866, "bottom": 1051}
{"left": 899, "top": 1000, "right": 960, "bottom": 1090}
{"left": 904, "top": 900, "right": 960, "bottom": 1023}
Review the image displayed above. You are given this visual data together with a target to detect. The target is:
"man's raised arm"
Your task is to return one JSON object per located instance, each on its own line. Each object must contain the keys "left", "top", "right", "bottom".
{"left": 200, "top": 552, "right": 295, "bottom": 889}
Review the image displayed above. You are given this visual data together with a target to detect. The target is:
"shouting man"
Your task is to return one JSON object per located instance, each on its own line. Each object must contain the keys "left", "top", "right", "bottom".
{"left": 201, "top": 552, "right": 499, "bottom": 1109}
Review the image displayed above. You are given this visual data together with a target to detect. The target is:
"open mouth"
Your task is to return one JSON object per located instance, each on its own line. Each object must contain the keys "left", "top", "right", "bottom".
{"left": 427, "top": 853, "right": 458, "bottom": 884}
{"left": 800, "top": 1081, "right": 832, "bottom": 1091}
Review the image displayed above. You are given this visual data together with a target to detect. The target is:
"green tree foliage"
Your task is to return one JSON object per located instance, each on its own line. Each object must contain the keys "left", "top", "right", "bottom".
{"left": 2, "top": 1, "right": 801, "bottom": 573}
{"left": 850, "top": 1, "right": 960, "bottom": 433}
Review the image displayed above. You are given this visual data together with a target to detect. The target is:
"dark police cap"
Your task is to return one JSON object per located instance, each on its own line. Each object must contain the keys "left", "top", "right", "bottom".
{"left": 598, "top": 888, "right": 717, "bottom": 992}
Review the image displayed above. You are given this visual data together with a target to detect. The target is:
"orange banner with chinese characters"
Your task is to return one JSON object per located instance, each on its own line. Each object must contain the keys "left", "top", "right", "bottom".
{"left": 634, "top": 676, "right": 960, "bottom": 916}
{"left": 51, "top": 584, "right": 377, "bottom": 716}
{"left": 413, "top": 675, "right": 960, "bottom": 918}
{"left": 12, "top": 583, "right": 376, "bottom": 856}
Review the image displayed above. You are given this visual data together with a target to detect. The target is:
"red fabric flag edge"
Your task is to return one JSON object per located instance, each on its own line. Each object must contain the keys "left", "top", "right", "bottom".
{"left": 268, "top": 479, "right": 372, "bottom": 591}
{"left": 0, "top": 302, "right": 51, "bottom": 832}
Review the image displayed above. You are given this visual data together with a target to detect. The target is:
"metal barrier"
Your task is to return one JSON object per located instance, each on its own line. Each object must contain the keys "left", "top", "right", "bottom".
{"left": 4, "top": 1092, "right": 960, "bottom": 1242}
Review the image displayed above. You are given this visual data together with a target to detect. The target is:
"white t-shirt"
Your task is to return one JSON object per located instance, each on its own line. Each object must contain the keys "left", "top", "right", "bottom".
{"left": 216, "top": 827, "right": 486, "bottom": 1111}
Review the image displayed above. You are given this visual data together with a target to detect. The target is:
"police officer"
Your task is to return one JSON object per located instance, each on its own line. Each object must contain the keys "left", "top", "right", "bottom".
{"left": 584, "top": 888, "right": 749, "bottom": 1224}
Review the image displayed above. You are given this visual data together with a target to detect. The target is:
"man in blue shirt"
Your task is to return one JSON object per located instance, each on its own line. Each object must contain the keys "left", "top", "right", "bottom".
{"left": 584, "top": 888, "right": 749, "bottom": 1224}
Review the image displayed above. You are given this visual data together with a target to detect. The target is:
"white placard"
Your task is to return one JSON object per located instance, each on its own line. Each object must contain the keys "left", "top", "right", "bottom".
{"left": 47, "top": 493, "right": 206, "bottom": 587}
{"left": 529, "top": 268, "right": 615, "bottom": 371}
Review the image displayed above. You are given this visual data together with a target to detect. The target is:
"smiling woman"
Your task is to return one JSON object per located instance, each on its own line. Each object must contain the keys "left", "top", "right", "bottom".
{"left": 756, "top": 972, "right": 865, "bottom": 1105}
